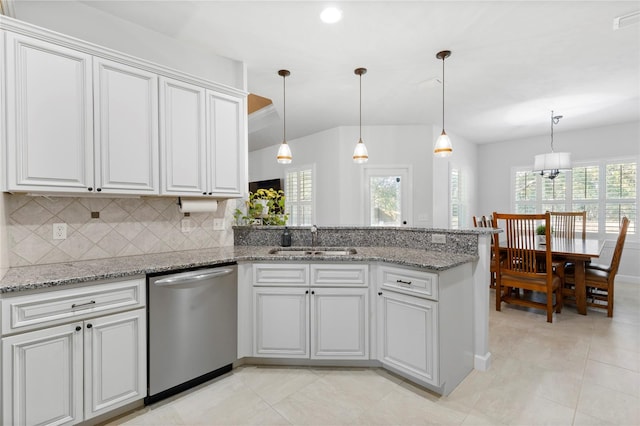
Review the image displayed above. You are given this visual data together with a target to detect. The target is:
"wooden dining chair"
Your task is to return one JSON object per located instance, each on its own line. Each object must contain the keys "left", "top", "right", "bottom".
{"left": 473, "top": 215, "right": 500, "bottom": 288}
{"left": 563, "top": 216, "right": 629, "bottom": 317}
{"left": 549, "top": 211, "right": 587, "bottom": 239}
{"left": 493, "top": 212, "right": 563, "bottom": 323}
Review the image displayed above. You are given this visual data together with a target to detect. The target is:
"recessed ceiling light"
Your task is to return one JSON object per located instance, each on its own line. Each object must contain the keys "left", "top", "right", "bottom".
{"left": 320, "top": 7, "right": 342, "bottom": 24}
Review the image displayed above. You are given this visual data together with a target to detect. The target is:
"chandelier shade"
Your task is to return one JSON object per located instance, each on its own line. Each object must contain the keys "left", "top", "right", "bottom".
{"left": 353, "top": 67, "right": 369, "bottom": 164}
{"left": 434, "top": 50, "right": 453, "bottom": 158}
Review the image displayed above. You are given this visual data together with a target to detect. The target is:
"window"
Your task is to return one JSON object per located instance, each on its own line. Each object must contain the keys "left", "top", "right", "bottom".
{"left": 450, "top": 168, "right": 460, "bottom": 228}
{"left": 363, "top": 166, "right": 411, "bottom": 226}
{"left": 285, "top": 166, "right": 314, "bottom": 226}
{"left": 512, "top": 158, "right": 637, "bottom": 237}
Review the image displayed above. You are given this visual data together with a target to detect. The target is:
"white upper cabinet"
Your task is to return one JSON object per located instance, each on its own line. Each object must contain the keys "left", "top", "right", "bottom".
{"left": 159, "top": 83, "right": 246, "bottom": 197}
{"left": 93, "top": 58, "right": 159, "bottom": 194}
{"left": 159, "top": 77, "right": 207, "bottom": 195}
{"left": 5, "top": 32, "right": 94, "bottom": 192}
{"left": 206, "top": 91, "right": 245, "bottom": 197}
{"left": 2, "top": 19, "right": 247, "bottom": 197}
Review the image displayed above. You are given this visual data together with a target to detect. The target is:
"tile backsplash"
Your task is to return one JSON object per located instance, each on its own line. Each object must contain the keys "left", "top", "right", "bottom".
{"left": 6, "top": 194, "right": 234, "bottom": 267}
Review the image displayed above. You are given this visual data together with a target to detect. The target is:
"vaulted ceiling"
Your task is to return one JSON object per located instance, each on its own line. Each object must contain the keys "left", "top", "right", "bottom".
{"left": 18, "top": 1, "right": 640, "bottom": 151}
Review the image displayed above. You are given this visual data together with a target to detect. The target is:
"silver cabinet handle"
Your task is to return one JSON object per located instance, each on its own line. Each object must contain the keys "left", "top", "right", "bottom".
{"left": 396, "top": 279, "right": 412, "bottom": 285}
{"left": 71, "top": 300, "right": 96, "bottom": 309}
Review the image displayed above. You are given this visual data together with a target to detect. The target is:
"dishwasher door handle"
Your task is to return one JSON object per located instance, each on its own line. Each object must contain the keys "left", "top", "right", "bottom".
{"left": 153, "top": 268, "right": 235, "bottom": 287}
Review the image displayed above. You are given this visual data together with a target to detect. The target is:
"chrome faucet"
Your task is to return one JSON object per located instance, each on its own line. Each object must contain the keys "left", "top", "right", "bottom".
{"left": 310, "top": 225, "right": 318, "bottom": 248}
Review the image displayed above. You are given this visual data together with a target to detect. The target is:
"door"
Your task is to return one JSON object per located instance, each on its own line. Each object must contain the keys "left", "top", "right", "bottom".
{"left": 377, "top": 290, "right": 439, "bottom": 386}
{"left": 207, "top": 91, "right": 245, "bottom": 196}
{"left": 84, "top": 310, "right": 146, "bottom": 420}
{"left": 310, "top": 287, "right": 369, "bottom": 359}
{"left": 253, "top": 287, "right": 309, "bottom": 358}
{"left": 2, "top": 322, "right": 83, "bottom": 426}
{"left": 363, "top": 167, "right": 412, "bottom": 226}
{"left": 5, "top": 33, "right": 94, "bottom": 192}
{"left": 159, "top": 77, "right": 208, "bottom": 195}
{"left": 94, "top": 58, "right": 159, "bottom": 194}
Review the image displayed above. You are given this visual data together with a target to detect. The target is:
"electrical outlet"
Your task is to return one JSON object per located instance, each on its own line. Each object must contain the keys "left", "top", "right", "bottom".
{"left": 213, "top": 219, "right": 225, "bottom": 231}
{"left": 181, "top": 218, "right": 192, "bottom": 233}
{"left": 53, "top": 223, "right": 67, "bottom": 240}
{"left": 431, "top": 234, "right": 446, "bottom": 244}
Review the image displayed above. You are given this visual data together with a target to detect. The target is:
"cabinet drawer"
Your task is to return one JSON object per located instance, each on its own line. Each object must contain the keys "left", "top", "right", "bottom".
{"left": 253, "top": 264, "right": 309, "bottom": 286}
{"left": 1, "top": 277, "right": 145, "bottom": 334}
{"left": 311, "top": 264, "right": 368, "bottom": 287}
{"left": 379, "top": 265, "right": 438, "bottom": 300}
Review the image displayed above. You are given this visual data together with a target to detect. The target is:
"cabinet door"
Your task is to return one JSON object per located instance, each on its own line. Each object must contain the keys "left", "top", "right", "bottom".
{"left": 206, "top": 91, "right": 245, "bottom": 197}
{"left": 94, "top": 58, "right": 158, "bottom": 194}
{"left": 377, "top": 290, "right": 439, "bottom": 386}
{"left": 311, "top": 287, "right": 369, "bottom": 359}
{"left": 2, "top": 322, "right": 83, "bottom": 426}
{"left": 5, "top": 33, "right": 94, "bottom": 192}
{"left": 159, "top": 77, "right": 207, "bottom": 195}
{"left": 253, "top": 287, "right": 309, "bottom": 358}
{"left": 84, "top": 309, "right": 146, "bottom": 420}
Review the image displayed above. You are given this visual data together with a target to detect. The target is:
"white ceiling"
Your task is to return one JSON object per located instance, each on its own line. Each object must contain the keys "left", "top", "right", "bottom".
{"left": 46, "top": 1, "right": 640, "bottom": 150}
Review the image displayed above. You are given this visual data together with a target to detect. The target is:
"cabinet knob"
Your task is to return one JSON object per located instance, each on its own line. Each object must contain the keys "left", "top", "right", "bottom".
{"left": 208, "top": 192, "right": 213, "bottom": 195}
{"left": 378, "top": 292, "right": 383, "bottom": 296}
{"left": 305, "top": 290, "right": 309, "bottom": 294}
{"left": 311, "top": 290, "right": 315, "bottom": 295}
{"left": 96, "top": 188, "right": 102, "bottom": 192}
{"left": 75, "top": 326, "right": 81, "bottom": 331}
{"left": 87, "top": 187, "right": 93, "bottom": 191}
{"left": 203, "top": 192, "right": 207, "bottom": 195}
{"left": 86, "top": 324, "right": 93, "bottom": 329}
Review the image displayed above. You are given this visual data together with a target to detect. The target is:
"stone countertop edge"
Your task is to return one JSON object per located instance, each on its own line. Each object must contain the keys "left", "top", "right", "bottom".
{"left": 0, "top": 246, "right": 477, "bottom": 294}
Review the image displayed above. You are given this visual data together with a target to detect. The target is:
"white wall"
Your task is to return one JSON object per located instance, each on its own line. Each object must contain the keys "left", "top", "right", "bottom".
{"left": 249, "top": 124, "right": 472, "bottom": 227}
{"left": 432, "top": 129, "right": 477, "bottom": 229}
{"left": 10, "top": 1, "right": 245, "bottom": 89}
{"left": 477, "top": 121, "right": 640, "bottom": 216}
{"left": 477, "top": 121, "right": 640, "bottom": 282}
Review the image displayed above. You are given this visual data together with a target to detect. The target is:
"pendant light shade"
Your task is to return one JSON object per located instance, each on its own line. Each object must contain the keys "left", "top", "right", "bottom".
{"left": 353, "top": 67, "right": 369, "bottom": 164}
{"left": 276, "top": 69, "right": 292, "bottom": 164}
{"left": 533, "top": 111, "right": 571, "bottom": 179}
{"left": 434, "top": 50, "right": 453, "bottom": 158}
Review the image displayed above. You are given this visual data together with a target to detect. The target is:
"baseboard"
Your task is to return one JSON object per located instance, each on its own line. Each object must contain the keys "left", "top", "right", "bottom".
{"left": 474, "top": 352, "right": 492, "bottom": 371}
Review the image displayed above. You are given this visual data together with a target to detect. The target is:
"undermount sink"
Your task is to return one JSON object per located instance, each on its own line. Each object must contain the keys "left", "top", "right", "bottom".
{"left": 268, "top": 247, "right": 357, "bottom": 256}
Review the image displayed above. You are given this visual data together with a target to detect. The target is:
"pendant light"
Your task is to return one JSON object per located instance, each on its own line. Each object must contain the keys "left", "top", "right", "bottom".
{"left": 533, "top": 110, "right": 571, "bottom": 179}
{"left": 276, "top": 69, "right": 292, "bottom": 164}
{"left": 353, "top": 67, "right": 369, "bottom": 164}
{"left": 434, "top": 50, "right": 453, "bottom": 158}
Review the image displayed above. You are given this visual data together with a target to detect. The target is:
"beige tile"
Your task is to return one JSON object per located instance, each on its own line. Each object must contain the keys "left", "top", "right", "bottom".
{"left": 583, "top": 359, "right": 640, "bottom": 398}
{"left": 572, "top": 410, "right": 615, "bottom": 426}
{"left": 508, "top": 394, "right": 576, "bottom": 425}
{"left": 576, "top": 382, "right": 640, "bottom": 425}
{"left": 237, "top": 366, "right": 321, "bottom": 405}
{"left": 588, "top": 342, "right": 640, "bottom": 372}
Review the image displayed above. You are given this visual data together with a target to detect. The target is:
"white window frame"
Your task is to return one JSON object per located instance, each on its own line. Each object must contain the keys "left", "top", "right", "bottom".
{"left": 361, "top": 165, "right": 413, "bottom": 227}
{"left": 284, "top": 164, "right": 315, "bottom": 226}
{"left": 511, "top": 156, "right": 638, "bottom": 240}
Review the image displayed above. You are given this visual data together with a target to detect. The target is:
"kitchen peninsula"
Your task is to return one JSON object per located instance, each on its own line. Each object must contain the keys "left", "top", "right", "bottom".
{"left": 0, "top": 226, "right": 494, "bottom": 423}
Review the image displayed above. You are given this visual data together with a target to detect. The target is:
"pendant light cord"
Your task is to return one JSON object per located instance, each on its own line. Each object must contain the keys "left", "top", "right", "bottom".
{"left": 359, "top": 72, "right": 362, "bottom": 140}
{"left": 283, "top": 74, "right": 287, "bottom": 142}
{"left": 442, "top": 55, "right": 445, "bottom": 131}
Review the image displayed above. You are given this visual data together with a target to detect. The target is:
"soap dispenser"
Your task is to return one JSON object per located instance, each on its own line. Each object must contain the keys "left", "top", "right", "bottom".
{"left": 281, "top": 227, "right": 292, "bottom": 247}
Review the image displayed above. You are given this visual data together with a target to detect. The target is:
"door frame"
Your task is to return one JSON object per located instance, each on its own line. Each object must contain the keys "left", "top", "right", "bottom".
{"left": 361, "top": 165, "right": 413, "bottom": 226}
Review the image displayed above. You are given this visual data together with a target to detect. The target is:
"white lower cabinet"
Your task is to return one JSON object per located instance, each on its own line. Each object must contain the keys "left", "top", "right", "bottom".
{"left": 311, "top": 287, "right": 368, "bottom": 359}
{"left": 253, "top": 287, "right": 309, "bottom": 358}
{"left": 377, "top": 289, "right": 438, "bottom": 386}
{"left": 375, "top": 263, "right": 473, "bottom": 395}
{"left": 1, "top": 278, "right": 147, "bottom": 425}
{"left": 251, "top": 263, "right": 369, "bottom": 360}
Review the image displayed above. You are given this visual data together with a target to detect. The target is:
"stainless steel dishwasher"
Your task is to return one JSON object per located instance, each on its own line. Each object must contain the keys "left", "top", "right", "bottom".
{"left": 146, "top": 263, "right": 237, "bottom": 404}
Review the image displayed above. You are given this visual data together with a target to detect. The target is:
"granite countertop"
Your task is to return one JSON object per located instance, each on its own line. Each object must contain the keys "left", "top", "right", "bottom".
{"left": 0, "top": 246, "right": 477, "bottom": 294}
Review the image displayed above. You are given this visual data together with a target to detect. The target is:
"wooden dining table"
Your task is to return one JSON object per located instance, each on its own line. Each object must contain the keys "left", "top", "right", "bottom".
{"left": 539, "top": 237, "right": 605, "bottom": 315}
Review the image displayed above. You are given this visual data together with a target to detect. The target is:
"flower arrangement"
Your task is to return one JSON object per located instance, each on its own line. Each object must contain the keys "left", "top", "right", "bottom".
{"left": 234, "top": 188, "right": 288, "bottom": 225}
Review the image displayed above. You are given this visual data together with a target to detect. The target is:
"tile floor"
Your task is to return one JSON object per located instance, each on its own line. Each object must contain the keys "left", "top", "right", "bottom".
{"left": 108, "top": 281, "right": 640, "bottom": 426}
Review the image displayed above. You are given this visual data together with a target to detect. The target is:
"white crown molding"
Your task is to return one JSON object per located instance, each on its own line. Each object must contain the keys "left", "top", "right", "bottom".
{"left": 0, "top": 15, "right": 247, "bottom": 98}
{"left": 0, "top": 0, "right": 16, "bottom": 18}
